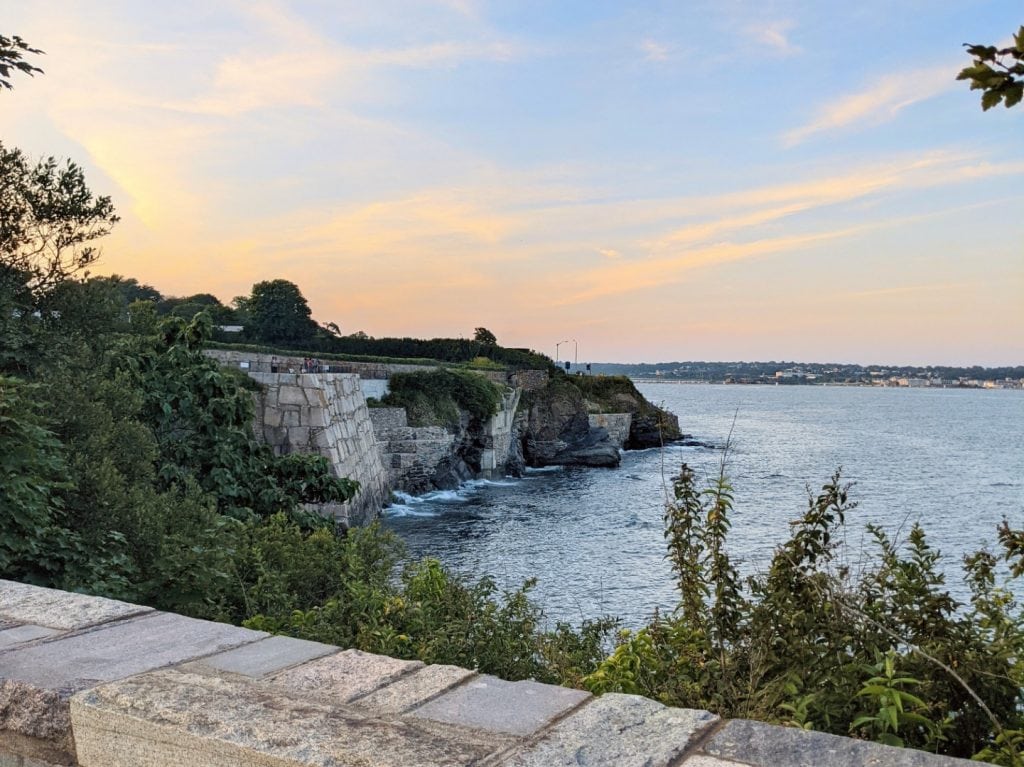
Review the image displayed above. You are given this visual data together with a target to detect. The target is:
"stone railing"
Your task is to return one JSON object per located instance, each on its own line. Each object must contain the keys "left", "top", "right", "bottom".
{"left": 0, "top": 580, "right": 984, "bottom": 767}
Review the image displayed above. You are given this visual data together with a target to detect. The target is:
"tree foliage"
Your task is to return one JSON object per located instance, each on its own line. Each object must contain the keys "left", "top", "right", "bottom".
{"left": 242, "top": 278, "right": 318, "bottom": 346}
{"left": 958, "top": 26, "right": 1024, "bottom": 110}
{"left": 0, "top": 35, "right": 43, "bottom": 90}
{"left": 0, "top": 142, "right": 119, "bottom": 293}
{"left": 473, "top": 327, "right": 497, "bottom": 346}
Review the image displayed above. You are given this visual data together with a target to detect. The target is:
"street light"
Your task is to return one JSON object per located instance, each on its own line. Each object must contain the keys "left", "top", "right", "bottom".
{"left": 572, "top": 339, "right": 578, "bottom": 366}
{"left": 555, "top": 340, "right": 569, "bottom": 362}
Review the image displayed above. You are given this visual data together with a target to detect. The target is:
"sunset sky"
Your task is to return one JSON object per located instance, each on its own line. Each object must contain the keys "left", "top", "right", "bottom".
{"left": 4, "top": 1, "right": 1022, "bottom": 365}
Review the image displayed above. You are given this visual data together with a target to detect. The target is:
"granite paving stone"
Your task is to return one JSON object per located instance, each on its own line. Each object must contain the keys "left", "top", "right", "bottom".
{"left": 0, "top": 580, "right": 150, "bottom": 631}
{"left": 409, "top": 674, "right": 590, "bottom": 736}
{"left": 682, "top": 757, "right": 751, "bottom": 766}
{"left": 502, "top": 693, "right": 718, "bottom": 767}
{"left": 350, "top": 664, "right": 475, "bottom": 715}
{"left": 268, "top": 648, "right": 421, "bottom": 704}
{"left": 196, "top": 635, "right": 338, "bottom": 678}
{"left": 71, "top": 667, "right": 497, "bottom": 767}
{"left": 0, "top": 626, "right": 61, "bottom": 649}
{"left": 703, "top": 719, "right": 984, "bottom": 767}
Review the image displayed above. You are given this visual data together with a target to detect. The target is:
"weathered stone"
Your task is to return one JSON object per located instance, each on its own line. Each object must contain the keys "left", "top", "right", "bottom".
{"left": 703, "top": 719, "right": 978, "bottom": 766}
{"left": 71, "top": 668, "right": 495, "bottom": 767}
{"left": 588, "top": 413, "right": 633, "bottom": 449}
{"left": 680, "top": 757, "right": 745, "bottom": 766}
{"left": 0, "top": 625, "right": 60, "bottom": 648}
{"left": 0, "top": 610, "right": 264, "bottom": 758}
{"left": 351, "top": 664, "right": 475, "bottom": 716}
{"left": 0, "top": 580, "right": 150, "bottom": 631}
{"left": 0, "top": 729, "right": 73, "bottom": 766}
{"left": 268, "top": 649, "right": 421, "bottom": 704}
{"left": 410, "top": 674, "right": 590, "bottom": 736}
{"left": 196, "top": 636, "right": 338, "bottom": 678}
{"left": 277, "top": 385, "right": 308, "bottom": 406}
{"left": 503, "top": 694, "right": 718, "bottom": 767}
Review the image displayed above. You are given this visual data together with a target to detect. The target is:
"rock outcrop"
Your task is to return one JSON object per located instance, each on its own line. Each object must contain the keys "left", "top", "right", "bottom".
{"left": 572, "top": 376, "right": 682, "bottom": 449}
{"left": 519, "top": 380, "right": 621, "bottom": 468}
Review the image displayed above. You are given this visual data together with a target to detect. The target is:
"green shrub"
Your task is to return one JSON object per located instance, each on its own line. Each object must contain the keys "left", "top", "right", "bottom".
{"left": 382, "top": 368, "right": 504, "bottom": 427}
{"left": 585, "top": 464, "right": 1024, "bottom": 763}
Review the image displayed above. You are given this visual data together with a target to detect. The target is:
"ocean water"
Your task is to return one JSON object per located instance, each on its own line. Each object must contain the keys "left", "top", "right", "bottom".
{"left": 383, "top": 384, "right": 1024, "bottom": 627}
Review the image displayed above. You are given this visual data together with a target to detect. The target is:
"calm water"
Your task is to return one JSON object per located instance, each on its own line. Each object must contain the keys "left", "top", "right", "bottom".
{"left": 383, "top": 384, "right": 1024, "bottom": 626}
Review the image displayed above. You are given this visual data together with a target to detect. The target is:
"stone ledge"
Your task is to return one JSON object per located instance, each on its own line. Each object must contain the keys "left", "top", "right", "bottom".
{"left": 0, "top": 581, "right": 151, "bottom": 631}
{"left": 0, "top": 580, "right": 996, "bottom": 767}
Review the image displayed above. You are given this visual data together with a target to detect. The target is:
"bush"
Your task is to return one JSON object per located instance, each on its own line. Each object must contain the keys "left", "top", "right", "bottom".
{"left": 382, "top": 368, "right": 505, "bottom": 427}
{"left": 584, "top": 464, "right": 1024, "bottom": 763}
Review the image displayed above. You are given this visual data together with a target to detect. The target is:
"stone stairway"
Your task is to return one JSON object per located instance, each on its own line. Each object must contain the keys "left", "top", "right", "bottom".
{"left": 0, "top": 580, "right": 984, "bottom": 767}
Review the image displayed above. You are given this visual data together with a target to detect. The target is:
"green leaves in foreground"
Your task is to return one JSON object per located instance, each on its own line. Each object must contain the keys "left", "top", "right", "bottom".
{"left": 958, "top": 26, "right": 1024, "bottom": 110}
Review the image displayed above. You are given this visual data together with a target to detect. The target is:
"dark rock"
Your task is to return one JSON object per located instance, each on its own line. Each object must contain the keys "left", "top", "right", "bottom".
{"left": 431, "top": 455, "right": 474, "bottom": 490}
{"left": 552, "top": 444, "right": 621, "bottom": 467}
{"left": 626, "top": 409, "right": 682, "bottom": 449}
{"left": 521, "top": 381, "right": 621, "bottom": 468}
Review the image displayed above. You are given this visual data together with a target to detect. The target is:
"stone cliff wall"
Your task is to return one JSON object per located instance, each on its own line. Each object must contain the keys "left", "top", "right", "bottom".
{"left": 370, "top": 418, "right": 458, "bottom": 494}
{"left": 369, "top": 390, "right": 522, "bottom": 493}
{"left": 0, "top": 580, "right": 986, "bottom": 767}
{"left": 250, "top": 372, "right": 389, "bottom": 526}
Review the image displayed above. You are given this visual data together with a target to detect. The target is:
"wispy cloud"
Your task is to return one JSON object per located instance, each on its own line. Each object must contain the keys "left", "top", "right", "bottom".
{"left": 845, "top": 281, "right": 973, "bottom": 299}
{"left": 784, "top": 64, "right": 956, "bottom": 145}
{"left": 639, "top": 38, "right": 671, "bottom": 62}
{"left": 743, "top": 20, "right": 800, "bottom": 57}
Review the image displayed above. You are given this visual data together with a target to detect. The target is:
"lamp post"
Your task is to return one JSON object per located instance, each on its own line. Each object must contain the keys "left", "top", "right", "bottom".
{"left": 555, "top": 340, "right": 569, "bottom": 362}
{"left": 573, "top": 339, "right": 578, "bottom": 366}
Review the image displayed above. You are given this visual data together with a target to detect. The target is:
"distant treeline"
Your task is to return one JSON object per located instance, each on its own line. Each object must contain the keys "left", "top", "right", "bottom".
{"left": 591, "top": 360, "right": 1024, "bottom": 383}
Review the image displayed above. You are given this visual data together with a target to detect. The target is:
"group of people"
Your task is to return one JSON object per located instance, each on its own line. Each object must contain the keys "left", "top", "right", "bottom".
{"left": 268, "top": 356, "right": 325, "bottom": 373}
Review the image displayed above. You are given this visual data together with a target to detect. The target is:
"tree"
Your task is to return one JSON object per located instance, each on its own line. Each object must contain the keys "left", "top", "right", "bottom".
{"left": 473, "top": 327, "right": 497, "bottom": 346}
{"left": 0, "top": 35, "right": 43, "bottom": 90}
{"left": 244, "top": 279, "right": 318, "bottom": 345}
{"left": 958, "top": 26, "right": 1024, "bottom": 110}
{"left": 0, "top": 142, "right": 120, "bottom": 293}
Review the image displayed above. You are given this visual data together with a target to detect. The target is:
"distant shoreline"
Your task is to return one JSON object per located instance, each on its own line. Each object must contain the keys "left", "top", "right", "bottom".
{"left": 630, "top": 377, "right": 1023, "bottom": 390}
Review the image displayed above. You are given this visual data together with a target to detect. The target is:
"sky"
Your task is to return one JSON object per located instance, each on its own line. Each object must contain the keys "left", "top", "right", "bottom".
{"left": 3, "top": 1, "right": 1022, "bottom": 366}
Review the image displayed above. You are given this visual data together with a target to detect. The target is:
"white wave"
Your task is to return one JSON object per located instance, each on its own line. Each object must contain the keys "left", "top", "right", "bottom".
{"left": 382, "top": 504, "right": 440, "bottom": 518}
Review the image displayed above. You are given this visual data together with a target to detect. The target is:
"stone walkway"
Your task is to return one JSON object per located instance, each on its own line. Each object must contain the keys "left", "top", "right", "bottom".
{"left": 0, "top": 580, "right": 986, "bottom": 766}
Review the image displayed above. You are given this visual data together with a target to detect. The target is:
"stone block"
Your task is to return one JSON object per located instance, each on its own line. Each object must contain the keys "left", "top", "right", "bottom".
{"left": 502, "top": 694, "right": 717, "bottom": 767}
{"left": 277, "top": 385, "right": 308, "bottom": 406}
{"left": 195, "top": 636, "right": 339, "bottom": 678}
{"left": 0, "top": 625, "right": 60, "bottom": 649}
{"left": 410, "top": 675, "right": 590, "bottom": 736}
{"left": 262, "top": 407, "right": 283, "bottom": 428}
{"left": 281, "top": 409, "right": 301, "bottom": 427}
{"left": 351, "top": 664, "right": 475, "bottom": 716}
{"left": 287, "top": 426, "right": 310, "bottom": 447}
{"left": 268, "top": 649, "right": 421, "bottom": 704}
{"left": 71, "top": 668, "right": 497, "bottom": 767}
{"left": 702, "top": 719, "right": 977, "bottom": 766}
{"left": 0, "top": 611, "right": 264, "bottom": 758}
{"left": 0, "top": 580, "right": 150, "bottom": 631}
